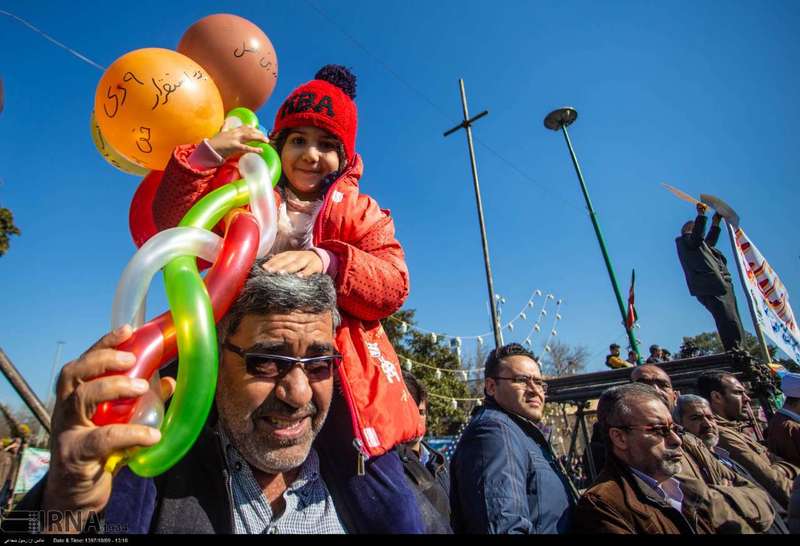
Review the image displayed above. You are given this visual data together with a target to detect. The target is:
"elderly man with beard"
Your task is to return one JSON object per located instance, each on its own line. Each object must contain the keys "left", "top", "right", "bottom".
{"left": 13, "top": 267, "right": 421, "bottom": 533}
{"left": 674, "top": 394, "right": 790, "bottom": 533}
{"left": 585, "top": 364, "right": 774, "bottom": 532}
{"left": 629, "top": 365, "right": 774, "bottom": 532}
{"left": 450, "top": 343, "right": 575, "bottom": 533}
{"left": 698, "top": 371, "right": 800, "bottom": 512}
{"left": 573, "top": 383, "right": 718, "bottom": 533}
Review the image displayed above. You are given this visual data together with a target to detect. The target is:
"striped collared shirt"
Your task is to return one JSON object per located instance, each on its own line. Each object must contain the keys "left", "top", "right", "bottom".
{"left": 630, "top": 467, "right": 684, "bottom": 513}
{"left": 219, "top": 428, "right": 345, "bottom": 534}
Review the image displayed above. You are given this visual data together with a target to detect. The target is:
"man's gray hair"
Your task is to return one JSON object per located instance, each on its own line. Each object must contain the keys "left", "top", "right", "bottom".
{"left": 597, "top": 383, "right": 666, "bottom": 436}
{"left": 672, "top": 394, "right": 710, "bottom": 424}
{"left": 218, "top": 259, "right": 340, "bottom": 343}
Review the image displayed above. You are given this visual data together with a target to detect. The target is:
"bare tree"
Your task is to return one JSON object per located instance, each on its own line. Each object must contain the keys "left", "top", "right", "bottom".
{"left": 540, "top": 340, "right": 589, "bottom": 378}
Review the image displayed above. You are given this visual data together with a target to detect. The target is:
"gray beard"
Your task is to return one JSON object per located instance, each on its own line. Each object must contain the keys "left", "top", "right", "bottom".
{"left": 220, "top": 408, "right": 329, "bottom": 475}
{"left": 236, "top": 427, "right": 315, "bottom": 474}
{"left": 660, "top": 458, "right": 682, "bottom": 477}
{"left": 700, "top": 433, "right": 719, "bottom": 451}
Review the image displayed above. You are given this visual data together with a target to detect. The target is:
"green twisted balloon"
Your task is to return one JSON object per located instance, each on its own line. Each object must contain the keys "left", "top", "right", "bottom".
{"left": 127, "top": 141, "right": 279, "bottom": 477}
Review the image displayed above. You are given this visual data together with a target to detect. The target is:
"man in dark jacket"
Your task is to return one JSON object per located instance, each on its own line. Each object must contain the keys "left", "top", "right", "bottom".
{"left": 397, "top": 371, "right": 451, "bottom": 533}
{"left": 450, "top": 343, "right": 575, "bottom": 534}
{"left": 675, "top": 202, "right": 745, "bottom": 351}
{"left": 13, "top": 268, "right": 422, "bottom": 533}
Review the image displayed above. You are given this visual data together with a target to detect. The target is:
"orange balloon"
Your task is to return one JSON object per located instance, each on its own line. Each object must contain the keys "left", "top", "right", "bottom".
{"left": 94, "top": 48, "right": 224, "bottom": 170}
{"left": 178, "top": 14, "right": 278, "bottom": 112}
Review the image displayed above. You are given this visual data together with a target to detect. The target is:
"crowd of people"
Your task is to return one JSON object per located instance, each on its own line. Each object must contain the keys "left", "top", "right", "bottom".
{"left": 3, "top": 62, "right": 798, "bottom": 535}
{"left": 445, "top": 347, "right": 800, "bottom": 534}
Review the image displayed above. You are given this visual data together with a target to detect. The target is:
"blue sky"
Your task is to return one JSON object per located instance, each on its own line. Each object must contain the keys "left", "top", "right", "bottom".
{"left": 1, "top": 1, "right": 799, "bottom": 413}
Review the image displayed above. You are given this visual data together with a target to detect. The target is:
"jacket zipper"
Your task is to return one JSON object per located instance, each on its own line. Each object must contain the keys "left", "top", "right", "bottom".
{"left": 353, "top": 438, "right": 369, "bottom": 476}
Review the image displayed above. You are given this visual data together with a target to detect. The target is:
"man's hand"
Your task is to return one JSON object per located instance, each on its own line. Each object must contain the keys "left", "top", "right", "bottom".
{"left": 696, "top": 202, "right": 708, "bottom": 215}
{"left": 262, "top": 251, "right": 324, "bottom": 277}
{"left": 42, "top": 326, "right": 175, "bottom": 533}
{"left": 206, "top": 126, "right": 269, "bottom": 160}
{"left": 712, "top": 212, "right": 723, "bottom": 226}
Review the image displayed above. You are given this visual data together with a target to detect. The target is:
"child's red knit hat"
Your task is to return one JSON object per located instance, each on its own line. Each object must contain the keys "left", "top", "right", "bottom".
{"left": 271, "top": 65, "right": 358, "bottom": 162}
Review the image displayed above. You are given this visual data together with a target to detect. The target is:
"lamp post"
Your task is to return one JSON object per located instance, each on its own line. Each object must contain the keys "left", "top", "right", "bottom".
{"left": 544, "top": 107, "right": 641, "bottom": 363}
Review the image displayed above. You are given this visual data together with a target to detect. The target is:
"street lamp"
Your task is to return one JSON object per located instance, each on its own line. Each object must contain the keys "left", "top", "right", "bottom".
{"left": 545, "top": 107, "right": 641, "bottom": 363}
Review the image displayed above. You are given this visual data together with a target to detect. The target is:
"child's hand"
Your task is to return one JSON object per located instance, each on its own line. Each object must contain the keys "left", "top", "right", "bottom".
{"left": 207, "top": 126, "right": 269, "bottom": 159}
{"left": 263, "top": 251, "right": 324, "bottom": 277}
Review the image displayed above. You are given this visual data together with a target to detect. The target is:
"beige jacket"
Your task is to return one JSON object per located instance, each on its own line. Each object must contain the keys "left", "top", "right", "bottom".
{"left": 715, "top": 415, "right": 800, "bottom": 508}
{"left": 675, "top": 432, "right": 774, "bottom": 533}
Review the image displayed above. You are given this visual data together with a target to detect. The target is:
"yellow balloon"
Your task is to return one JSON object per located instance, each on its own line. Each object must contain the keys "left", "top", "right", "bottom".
{"left": 94, "top": 48, "right": 224, "bottom": 171}
{"left": 90, "top": 111, "right": 149, "bottom": 176}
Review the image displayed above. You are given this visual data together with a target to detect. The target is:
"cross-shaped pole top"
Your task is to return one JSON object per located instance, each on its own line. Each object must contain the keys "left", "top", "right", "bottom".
{"left": 444, "top": 80, "right": 488, "bottom": 137}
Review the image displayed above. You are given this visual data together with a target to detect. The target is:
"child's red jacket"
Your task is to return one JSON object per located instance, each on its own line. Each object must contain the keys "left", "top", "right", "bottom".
{"left": 134, "top": 144, "right": 424, "bottom": 460}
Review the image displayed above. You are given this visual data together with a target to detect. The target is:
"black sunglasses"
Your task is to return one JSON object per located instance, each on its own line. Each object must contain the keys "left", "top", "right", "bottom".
{"left": 223, "top": 342, "right": 341, "bottom": 382}
{"left": 613, "top": 423, "right": 684, "bottom": 438}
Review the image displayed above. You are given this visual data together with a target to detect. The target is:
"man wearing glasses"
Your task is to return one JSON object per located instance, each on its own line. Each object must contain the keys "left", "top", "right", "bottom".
{"left": 629, "top": 365, "right": 775, "bottom": 533}
{"left": 698, "top": 371, "right": 800, "bottom": 512}
{"left": 14, "top": 268, "right": 419, "bottom": 533}
{"left": 450, "top": 343, "right": 575, "bottom": 533}
{"left": 573, "top": 383, "right": 720, "bottom": 533}
{"left": 585, "top": 364, "right": 775, "bottom": 532}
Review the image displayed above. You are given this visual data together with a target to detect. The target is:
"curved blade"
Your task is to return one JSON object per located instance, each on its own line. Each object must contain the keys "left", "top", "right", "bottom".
{"left": 661, "top": 183, "right": 702, "bottom": 205}
{"left": 700, "top": 194, "right": 740, "bottom": 228}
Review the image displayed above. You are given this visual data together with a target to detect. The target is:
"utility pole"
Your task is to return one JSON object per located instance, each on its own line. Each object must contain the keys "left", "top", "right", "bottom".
{"left": 544, "top": 107, "right": 641, "bottom": 363}
{"left": 0, "top": 347, "right": 50, "bottom": 433}
{"left": 444, "top": 79, "right": 503, "bottom": 348}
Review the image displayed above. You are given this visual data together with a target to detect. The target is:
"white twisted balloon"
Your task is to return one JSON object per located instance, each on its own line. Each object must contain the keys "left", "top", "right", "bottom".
{"left": 111, "top": 153, "right": 277, "bottom": 331}
{"left": 111, "top": 227, "right": 223, "bottom": 330}
{"left": 239, "top": 152, "right": 278, "bottom": 258}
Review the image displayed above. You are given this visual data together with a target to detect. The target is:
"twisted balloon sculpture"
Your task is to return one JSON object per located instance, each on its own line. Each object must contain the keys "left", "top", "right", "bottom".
{"left": 92, "top": 109, "right": 280, "bottom": 477}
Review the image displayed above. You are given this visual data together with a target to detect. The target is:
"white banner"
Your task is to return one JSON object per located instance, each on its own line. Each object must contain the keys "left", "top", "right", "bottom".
{"left": 11, "top": 447, "right": 50, "bottom": 496}
{"left": 732, "top": 226, "right": 800, "bottom": 365}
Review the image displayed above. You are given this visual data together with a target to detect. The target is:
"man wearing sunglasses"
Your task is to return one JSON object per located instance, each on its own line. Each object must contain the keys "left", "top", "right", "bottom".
{"left": 630, "top": 365, "right": 775, "bottom": 533}
{"left": 573, "top": 383, "right": 722, "bottom": 533}
{"left": 586, "top": 365, "right": 775, "bottom": 532}
{"left": 698, "top": 371, "right": 800, "bottom": 512}
{"left": 450, "top": 343, "right": 575, "bottom": 534}
{"left": 15, "top": 269, "right": 421, "bottom": 534}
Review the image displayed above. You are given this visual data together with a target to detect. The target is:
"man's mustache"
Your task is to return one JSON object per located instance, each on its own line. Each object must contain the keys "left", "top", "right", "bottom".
{"left": 663, "top": 448, "right": 683, "bottom": 460}
{"left": 256, "top": 397, "right": 318, "bottom": 419}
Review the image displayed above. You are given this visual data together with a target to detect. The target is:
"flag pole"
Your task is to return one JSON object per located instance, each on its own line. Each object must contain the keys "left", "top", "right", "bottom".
{"left": 725, "top": 221, "right": 772, "bottom": 364}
